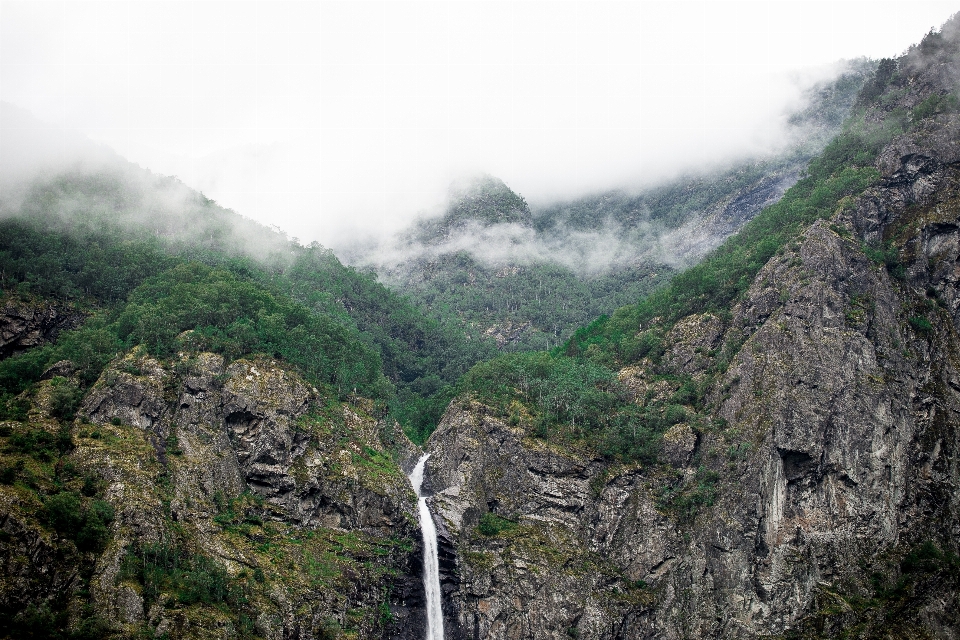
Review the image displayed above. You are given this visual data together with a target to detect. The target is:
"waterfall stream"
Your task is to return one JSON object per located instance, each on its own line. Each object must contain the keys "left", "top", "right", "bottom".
{"left": 409, "top": 454, "right": 444, "bottom": 640}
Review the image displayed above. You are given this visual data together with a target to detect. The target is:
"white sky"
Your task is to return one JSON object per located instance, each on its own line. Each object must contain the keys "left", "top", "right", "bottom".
{"left": 1, "top": 1, "right": 957, "bottom": 247}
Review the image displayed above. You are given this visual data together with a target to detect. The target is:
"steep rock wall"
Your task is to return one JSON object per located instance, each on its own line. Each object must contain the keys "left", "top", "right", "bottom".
{"left": 2, "top": 348, "right": 427, "bottom": 639}
{"left": 421, "top": 116, "right": 960, "bottom": 640}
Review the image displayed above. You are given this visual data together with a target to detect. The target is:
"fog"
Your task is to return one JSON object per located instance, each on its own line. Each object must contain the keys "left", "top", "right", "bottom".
{"left": 0, "top": 103, "right": 302, "bottom": 267}
{"left": 1, "top": 1, "right": 957, "bottom": 250}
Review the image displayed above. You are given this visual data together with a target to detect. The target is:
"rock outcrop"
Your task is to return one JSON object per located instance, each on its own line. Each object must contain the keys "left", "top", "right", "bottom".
{"left": 1, "top": 347, "right": 427, "bottom": 639}
{"left": 0, "top": 296, "right": 85, "bottom": 359}
{"left": 418, "top": 61, "right": 960, "bottom": 640}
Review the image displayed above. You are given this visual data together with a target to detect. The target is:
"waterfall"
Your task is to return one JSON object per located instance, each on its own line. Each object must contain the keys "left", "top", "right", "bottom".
{"left": 409, "top": 454, "right": 444, "bottom": 640}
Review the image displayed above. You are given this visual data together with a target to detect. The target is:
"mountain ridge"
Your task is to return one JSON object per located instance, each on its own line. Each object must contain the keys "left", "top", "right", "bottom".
{"left": 0, "top": 15, "right": 959, "bottom": 640}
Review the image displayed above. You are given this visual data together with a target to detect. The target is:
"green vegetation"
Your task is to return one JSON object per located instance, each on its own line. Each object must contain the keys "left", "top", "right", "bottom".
{"left": 43, "top": 492, "right": 114, "bottom": 553}
{"left": 119, "top": 541, "right": 243, "bottom": 611}
{"left": 656, "top": 467, "right": 720, "bottom": 522}
{"left": 908, "top": 315, "right": 934, "bottom": 334}
{"left": 912, "top": 91, "right": 960, "bottom": 120}
{"left": 0, "top": 182, "right": 493, "bottom": 440}
{"left": 477, "top": 512, "right": 518, "bottom": 537}
{"left": 413, "top": 174, "right": 531, "bottom": 241}
{"left": 457, "top": 352, "right": 703, "bottom": 464}
{"left": 115, "top": 262, "right": 389, "bottom": 397}
{"left": 396, "top": 252, "right": 669, "bottom": 353}
{"left": 563, "top": 123, "right": 892, "bottom": 366}
{"left": 0, "top": 416, "right": 117, "bottom": 639}
{"left": 377, "top": 62, "right": 873, "bottom": 364}
{"left": 449, "top": 43, "right": 928, "bottom": 464}
{"left": 787, "top": 540, "right": 960, "bottom": 639}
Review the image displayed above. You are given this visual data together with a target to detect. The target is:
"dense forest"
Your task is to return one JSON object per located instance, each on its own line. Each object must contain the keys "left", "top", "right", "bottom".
{"left": 0, "top": 169, "right": 494, "bottom": 443}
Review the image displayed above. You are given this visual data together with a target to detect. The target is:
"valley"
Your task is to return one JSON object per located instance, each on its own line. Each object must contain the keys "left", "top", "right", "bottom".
{"left": 0, "top": 13, "right": 959, "bottom": 640}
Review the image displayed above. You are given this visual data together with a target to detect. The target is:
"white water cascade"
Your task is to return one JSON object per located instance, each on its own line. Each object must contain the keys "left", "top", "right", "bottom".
{"left": 409, "top": 454, "right": 444, "bottom": 640}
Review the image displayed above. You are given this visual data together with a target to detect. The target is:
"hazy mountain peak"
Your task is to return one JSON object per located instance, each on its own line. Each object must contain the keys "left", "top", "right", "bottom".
{"left": 411, "top": 174, "right": 531, "bottom": 244}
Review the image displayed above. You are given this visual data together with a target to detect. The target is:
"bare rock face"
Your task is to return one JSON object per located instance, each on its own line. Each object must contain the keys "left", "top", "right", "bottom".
{"left": 426, "top": 401, "right": 660, "bottom": 640}
{"left": 73, "top": 351, "right": 425, "bottom": 639}
{"left": 421, "top": 95, "right": 960, "bottom": 640}
{"left": 0, "top": 296, "right": 85, "bottom": 359}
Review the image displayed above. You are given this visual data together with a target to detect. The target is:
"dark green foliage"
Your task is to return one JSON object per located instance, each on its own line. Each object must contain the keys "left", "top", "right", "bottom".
{"left": 120, "top": 541, "right": 242, "bottom": 611}
{"left": 461, "top": 352, "right": 620, "bottom": 431}
{"left": 477, "top": 513, "right": 517, "bottom": 537}
{"left": 0, "top": 460, "right": 24, "bottom": 485}
{"left": 212, "top": 492, "right": 266, "bottom": 531}
{"left": 856, "top": 58, "right": 898, "bottom": 106}
{"left": 0, "top": 322, "right": 123, "bottom": 404}
{"left": 7, "top": 425, "right": 72, "bottom": 462}
{"left": 913, "top": 92, "right": 960, "bottom": 120}
{"left": 75, "top": 500, "right": 115, "bottom": 553}
{"left": 317, "top": 618, "right": 343, "bottom": 640}
{"left": 862, "top": 241, "right": 904, "bottom": 278}
{"left": 657, "top": 467, "right": 720, "bottom": 521}
{"left": 165, "top": 435, "right": 182, "bottom": 456}
{"left": 43, "top": 492, "right": 84, "bottom": 535}
{"left": 271, "top": 245, "right": 494, "bottom": 435}
{"left": 392, "top": 383, "right": 457, "bottom": 445}
{"left": 0, "top": 214, "right": 174, "bottom": 303}
{"left": 900, "top": 540, "right": 954, "bottom": 574}
{"left": 908, "top": 316, "right": 933, "bottom": 334}
{"left": 42, "top": 492, "right": 114, "bottom": 553}
{"left": 596, "top": 411, "right": 662, "bottom": 465}
{"left": 0, "top": 603, "right": 67, "bottom": 640}
{"left": 0, "top": 604, "right": 113, "bottom": 640}
{"left": 0, "top": 394, "right": 30, "bottom": 421}
{"left": 48, "top": 378, "right": 80, "bottom": 421}
{"left": 458, "top": 352, "right": 665, "bottom": 463}
{"left": 80, "top": 472, "right": 104, "bottom": 497}
{"left": 112, "top": 262, "right": 389, "bottom": 399}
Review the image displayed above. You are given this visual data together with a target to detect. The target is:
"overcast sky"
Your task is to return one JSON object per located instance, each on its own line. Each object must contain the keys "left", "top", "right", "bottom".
{"left": 1, "top": 1, "right": 957, "bottom": 247}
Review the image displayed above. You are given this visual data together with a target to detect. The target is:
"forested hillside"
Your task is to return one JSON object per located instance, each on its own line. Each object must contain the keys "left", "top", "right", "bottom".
{"left": 345, "top": 60, "right": 875, "bottom": 353}
{"left": 1, "top": 12, "right": 959, "bottom": 639}
{"left": 0, "top": 161, "right": 493, "bottom": 442}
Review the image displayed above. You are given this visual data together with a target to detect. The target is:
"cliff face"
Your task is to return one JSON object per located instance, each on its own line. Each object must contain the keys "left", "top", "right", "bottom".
{"left": 419, "top": 95, "right": 960, "bottom": 640}
{"left": 0, "top": 347, "right": 427, "bottom": 639}
{"left": 0, "top": 296, "right": 85, "bottom": 359}
{"left": 3, "top": 18, "right": 959, "bottom": 640}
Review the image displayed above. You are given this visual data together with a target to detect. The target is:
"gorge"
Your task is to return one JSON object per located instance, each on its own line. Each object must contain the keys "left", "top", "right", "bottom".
{"left": 1, "top": 12, "right": 960, "bottom": 640}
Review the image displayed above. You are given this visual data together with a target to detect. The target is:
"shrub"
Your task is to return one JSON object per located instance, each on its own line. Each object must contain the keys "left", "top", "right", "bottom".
{"left": 42, "top": 492, "right": 114, "bottom": 552}
{"left": 909, "top": 316, "right": 934, "bottom": 334}
{"left": 477, "top": 513, "right": 517, "bottom": 537}
{"left": 120, "top": 541, "right": 242, "bottom": 610}
{"left": 48, "top": 378, "right": 80, "bottom": 421}
{"left": 43, "top": 492, "right": 84, "bottom": 536}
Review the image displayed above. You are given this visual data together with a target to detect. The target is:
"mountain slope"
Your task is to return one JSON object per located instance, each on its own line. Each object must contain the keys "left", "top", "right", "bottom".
{"left": 0, "top": 142, "right": 496, "bottom": 440}
{"left": 347, "top": 61, "right": 875, "bottom": 352}
{"left": 417, "top": 14, "right": 960, "bottom": 638}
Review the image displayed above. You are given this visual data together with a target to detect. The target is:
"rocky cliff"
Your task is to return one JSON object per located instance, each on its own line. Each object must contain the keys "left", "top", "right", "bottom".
{"left": 415, "top": 26, "right": 960, "bottom": 640}
{"left": 0, "top": 296, "right": 85, "bottom": 359}
{"left": 0, "top": 346, "right": 427, "bottom": 639}
{"left": 3, "top": 16, "right": 960, "bottom": 640}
